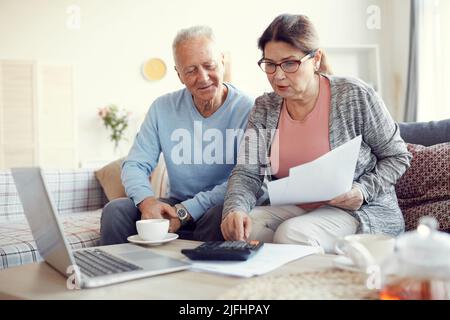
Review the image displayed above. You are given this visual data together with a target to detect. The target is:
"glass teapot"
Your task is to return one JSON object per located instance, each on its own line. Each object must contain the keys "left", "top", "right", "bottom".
{"left": 379, "top": 216, "right": 450, "bottom": 300}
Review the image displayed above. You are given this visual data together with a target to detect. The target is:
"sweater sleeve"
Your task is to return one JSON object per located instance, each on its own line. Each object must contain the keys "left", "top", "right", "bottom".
{"left": 121, "top": 103, "right": 161, "bottom": 206}
{"left": 181, "top": 181, "right": 228, "bottom": 221}
{"left": 355, "top": 87, "right": 412, "bottom": 203}
{"left": 222, "top": 105, "right": 268, "bottom": 218}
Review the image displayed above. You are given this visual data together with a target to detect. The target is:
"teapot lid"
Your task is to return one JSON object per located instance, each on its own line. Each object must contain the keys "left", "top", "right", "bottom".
{"left": 395, "top": 216, "right": 450, "bottom": 276}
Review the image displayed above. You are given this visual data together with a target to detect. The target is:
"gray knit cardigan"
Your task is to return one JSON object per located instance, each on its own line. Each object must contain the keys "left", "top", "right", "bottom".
{"left": 223, "top": 75, "right": 412, "bottom": 235}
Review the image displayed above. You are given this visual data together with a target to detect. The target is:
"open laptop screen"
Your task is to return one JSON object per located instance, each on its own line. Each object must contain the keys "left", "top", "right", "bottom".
{"left": 11, "top": 167, "right": 76, "bottom": 277}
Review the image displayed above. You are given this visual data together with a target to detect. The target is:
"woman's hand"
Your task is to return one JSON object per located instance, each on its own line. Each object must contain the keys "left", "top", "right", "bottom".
{"left": 328, "top": 186, "right": 364, "bottom": 211}
{"left": 220, "top": 211, "right": 252, "bottom": 241}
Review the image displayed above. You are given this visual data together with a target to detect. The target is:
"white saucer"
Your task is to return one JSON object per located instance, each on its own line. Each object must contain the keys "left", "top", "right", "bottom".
{"left": 333, "top": 255, "right": 365, "bottom": 273}
{"left": 127, "top": 233, "right": 178, "bottom": 245}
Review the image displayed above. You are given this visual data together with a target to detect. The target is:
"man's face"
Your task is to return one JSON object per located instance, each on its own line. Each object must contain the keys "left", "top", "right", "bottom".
{"left": 174, "top": 37, "right": 225, "bottom": 102}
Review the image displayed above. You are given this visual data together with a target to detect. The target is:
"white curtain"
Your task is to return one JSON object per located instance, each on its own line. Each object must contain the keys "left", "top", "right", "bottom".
{"left": 416, "top": 0, "right": 450, "bottom": 121}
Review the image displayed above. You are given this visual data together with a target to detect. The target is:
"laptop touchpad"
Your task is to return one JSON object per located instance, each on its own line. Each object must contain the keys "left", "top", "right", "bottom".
{"left": 120, "top": 250, "right": 158, "bottom": 261}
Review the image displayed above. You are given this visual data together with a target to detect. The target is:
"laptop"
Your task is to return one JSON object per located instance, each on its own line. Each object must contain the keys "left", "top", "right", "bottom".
{"left": 11, "top": 167, "right": 191, "bottom": 289}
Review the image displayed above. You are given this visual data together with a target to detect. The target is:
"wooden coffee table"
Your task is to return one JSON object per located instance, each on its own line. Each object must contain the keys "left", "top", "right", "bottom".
{"left": 0, "top": 240, "right": 336, "bottom": 300}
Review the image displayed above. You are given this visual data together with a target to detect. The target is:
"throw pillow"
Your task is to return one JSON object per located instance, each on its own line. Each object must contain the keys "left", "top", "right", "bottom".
{"left": 95, "top": 157, "right": 169, "bottom": 201}
{"left": 395, "top": 142, "right": 450, "bottom": 231}
{"left": 95, "top": 158, "right": 126, "bottom": 201}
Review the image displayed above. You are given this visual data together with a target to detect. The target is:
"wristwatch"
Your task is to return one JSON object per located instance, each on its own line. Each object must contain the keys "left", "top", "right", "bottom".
{"left": 174, "top": 204, "right": 191, "bottom": 226}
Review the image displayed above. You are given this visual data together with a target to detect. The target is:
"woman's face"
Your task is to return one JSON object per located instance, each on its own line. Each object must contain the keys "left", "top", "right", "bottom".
{"left": 263, "top": 41, "right": 318, "bottom": 100}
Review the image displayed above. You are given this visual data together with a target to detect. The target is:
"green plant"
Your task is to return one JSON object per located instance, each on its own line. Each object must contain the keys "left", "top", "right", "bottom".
{"left": 98, "top": 104, "right": 131, "bottom": 151}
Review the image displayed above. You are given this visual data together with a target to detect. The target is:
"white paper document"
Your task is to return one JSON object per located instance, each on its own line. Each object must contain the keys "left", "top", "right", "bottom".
{"left": 268, "top": 135, "right": 362, "bottom": 205}
{"left": 190, "top": 243, "right": 321, "bottom": 278}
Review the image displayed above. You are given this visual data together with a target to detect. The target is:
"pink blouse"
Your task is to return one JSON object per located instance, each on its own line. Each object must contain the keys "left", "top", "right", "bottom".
{"left": 270, "top": 75, "right": 331, "bottom": 209}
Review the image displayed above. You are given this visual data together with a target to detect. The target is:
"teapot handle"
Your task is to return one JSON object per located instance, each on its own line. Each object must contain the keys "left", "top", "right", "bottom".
{"left": 335, "top": 239, "right": 377, "bottom": 269}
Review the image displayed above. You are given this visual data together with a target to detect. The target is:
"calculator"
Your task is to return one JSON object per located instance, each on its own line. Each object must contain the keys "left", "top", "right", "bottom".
{"left": 181, "top": 240, "right": 264, "bottom": 261}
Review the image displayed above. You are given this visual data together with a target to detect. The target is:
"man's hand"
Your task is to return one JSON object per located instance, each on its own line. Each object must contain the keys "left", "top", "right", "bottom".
{"left": 221, "top": 211, "right": 252, "bottom": 241}
{"left": 168, "top": 211, "right": 181, "bottom": 233}
{"left": 138, "top": 197, "right": 177, "bottom": 221}
{"left": 328, "top": 186, "right": 364, "bottom": 211}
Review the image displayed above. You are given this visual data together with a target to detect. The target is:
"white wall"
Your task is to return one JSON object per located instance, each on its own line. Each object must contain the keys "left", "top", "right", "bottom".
{"left": 0, "top": 0, "right": 409, "bottom": 167}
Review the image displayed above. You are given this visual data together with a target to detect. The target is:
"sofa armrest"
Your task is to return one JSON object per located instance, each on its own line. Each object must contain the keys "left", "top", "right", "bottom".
{"left": 399, "top": 119, "right": 450, "bottom": 146}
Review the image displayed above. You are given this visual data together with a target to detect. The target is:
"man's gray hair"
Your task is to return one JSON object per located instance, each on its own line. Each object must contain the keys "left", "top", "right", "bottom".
{"left": 172, "top": 25, "right": 216, "bottom": 59}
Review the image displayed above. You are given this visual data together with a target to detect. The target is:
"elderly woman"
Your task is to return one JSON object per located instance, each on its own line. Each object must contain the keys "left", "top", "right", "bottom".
{"left": 221, "top": 14, "right": 412, "bottom": 253}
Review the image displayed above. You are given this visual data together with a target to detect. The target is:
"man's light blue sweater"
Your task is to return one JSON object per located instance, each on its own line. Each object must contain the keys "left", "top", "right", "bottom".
{"left": 122, "top": 84, "right": 254, "bottom": 221}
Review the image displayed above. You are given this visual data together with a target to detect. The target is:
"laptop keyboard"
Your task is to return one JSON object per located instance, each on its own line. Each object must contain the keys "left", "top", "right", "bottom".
{"left": 73, "top": 249, "right": 142, "bottom": 277}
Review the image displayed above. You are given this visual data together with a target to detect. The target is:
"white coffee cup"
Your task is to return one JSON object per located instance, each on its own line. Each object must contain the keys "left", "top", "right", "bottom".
{"left": 335, "top": 234, "right": 396, "bottom": 267}
{"left": 136, "top": 219, "right": 169, "bottom": 241}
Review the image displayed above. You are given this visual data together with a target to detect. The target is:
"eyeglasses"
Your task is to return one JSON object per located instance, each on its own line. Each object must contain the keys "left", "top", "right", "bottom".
{"left": 257, "top": 50, "right": 317, "bottom": 74}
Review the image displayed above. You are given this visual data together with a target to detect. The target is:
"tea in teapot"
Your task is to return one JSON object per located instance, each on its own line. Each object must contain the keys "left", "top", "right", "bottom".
{"left": 379, "top": 217, "right": 450, "bottom": 300}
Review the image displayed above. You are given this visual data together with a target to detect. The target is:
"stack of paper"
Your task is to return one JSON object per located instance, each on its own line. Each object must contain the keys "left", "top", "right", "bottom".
{"left": 268, "top": 135, "right": 362, "bottom": 205}
{"left": 190, "top": 243, "right": 322, "bottom": 277}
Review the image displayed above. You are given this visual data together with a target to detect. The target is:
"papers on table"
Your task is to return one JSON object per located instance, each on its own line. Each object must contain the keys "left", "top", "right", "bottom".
{"left": 190, "top": 243, "right": 321, "bottom": 278}
{"left": 268, "top": 135, "right": 362, "bottom": 205}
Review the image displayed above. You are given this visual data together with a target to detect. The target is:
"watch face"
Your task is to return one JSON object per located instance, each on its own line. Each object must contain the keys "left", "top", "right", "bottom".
{"left": 177, "top": 208, "right": 188, "bottom": 220}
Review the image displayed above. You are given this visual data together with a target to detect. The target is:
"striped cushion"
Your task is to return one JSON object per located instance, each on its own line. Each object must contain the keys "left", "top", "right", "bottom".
{"left": 0, "top": 210, "right": 102, "bottom": 269}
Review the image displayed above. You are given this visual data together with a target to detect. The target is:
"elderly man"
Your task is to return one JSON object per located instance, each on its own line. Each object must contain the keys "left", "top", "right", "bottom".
{"left": 100, "top": 26, "right": 254, "bottom": 245}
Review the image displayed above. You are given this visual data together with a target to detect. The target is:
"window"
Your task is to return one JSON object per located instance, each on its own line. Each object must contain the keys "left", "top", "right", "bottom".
{"left": 417, "top": 0, "right": 450, "bottom": 121}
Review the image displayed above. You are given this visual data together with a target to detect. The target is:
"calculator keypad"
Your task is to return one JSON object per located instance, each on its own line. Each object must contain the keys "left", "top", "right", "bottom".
{"left": 181, "top": 241, "right": 264, "bottom": 261}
